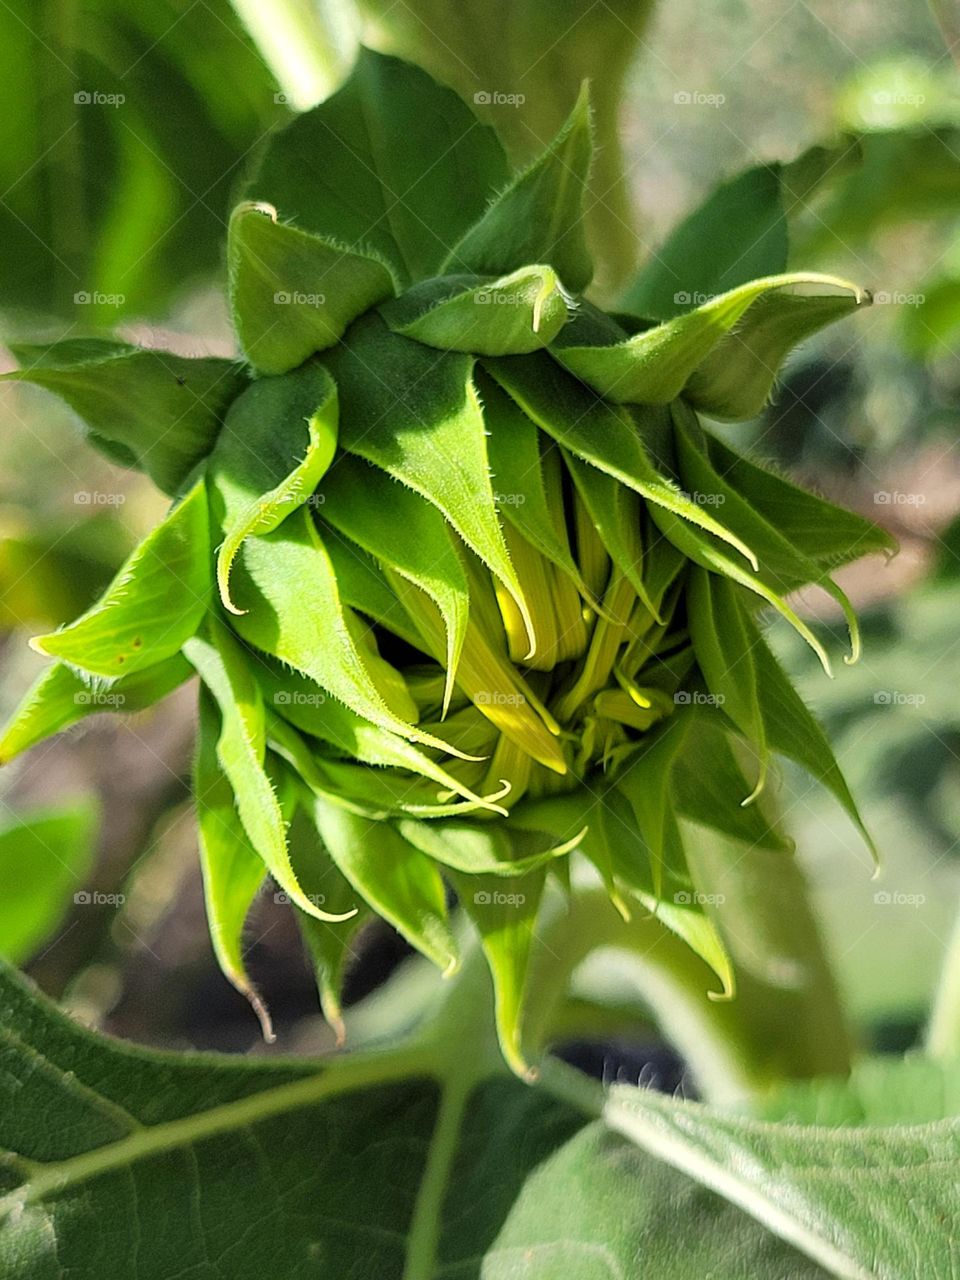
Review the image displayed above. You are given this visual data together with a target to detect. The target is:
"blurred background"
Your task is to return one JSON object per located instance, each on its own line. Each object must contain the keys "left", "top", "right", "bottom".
{"left": 1, "top": 0, "right": 959, "bottom": 1070}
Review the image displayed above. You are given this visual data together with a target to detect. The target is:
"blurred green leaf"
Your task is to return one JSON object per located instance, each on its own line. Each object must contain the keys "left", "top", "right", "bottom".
{"left": 0, "top": 0, "right": 277, "bottom": 320}
{"left": 0, "top": 960, "right": 829, "bottom": 1278}
{"left": 0, "top": 804, "right": 97, "bottom": 963}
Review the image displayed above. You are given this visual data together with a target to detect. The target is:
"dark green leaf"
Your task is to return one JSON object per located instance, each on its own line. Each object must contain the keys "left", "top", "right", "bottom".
{"left": 4, "top": 342, "right": 247, "bottom": 495}
{"left": 621, "top": 164, "right": 789, "bottom": 320}
{"left": 444, "top": 86, "right": 594, "bottom": 291}
{"left": 246, "top": 48, "right": 508, "bottom": 286}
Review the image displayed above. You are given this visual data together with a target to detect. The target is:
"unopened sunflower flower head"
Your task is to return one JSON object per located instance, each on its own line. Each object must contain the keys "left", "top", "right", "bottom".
{"left": 0, "top": 51, "right": 893, "bottom": 1074}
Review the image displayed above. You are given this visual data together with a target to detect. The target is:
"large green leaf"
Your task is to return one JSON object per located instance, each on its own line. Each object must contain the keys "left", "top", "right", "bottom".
{"left": 444, "top": 86, "right": 594, "bottom": 292}
{"left": 31, "top": 481, "right": 210, "bottom": 677}
{"left": 0, "top": 805, "right": 97, "bottom": 963}
{"left": 227, "top": 201, "right": 396, "bottom": 374}
{"left": 591, "top": 1054, "right": 960, "bottom": 1280}
{"left": 0, "top": 0, "right": 276, "bottom": 319}
{"left": 246, "top": 47, "right": 509, "bottom": 286}
{"left": 207, "top": 363, "right": 339, "bottom": 614}
{"left": 4, "top": 342, "right": 247, "bottom": 495}
{"left": 0, "top": 961, "right": 828, "bottom": 1278}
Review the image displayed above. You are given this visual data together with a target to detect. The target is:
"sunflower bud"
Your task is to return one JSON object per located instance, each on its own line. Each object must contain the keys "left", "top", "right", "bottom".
{"left": 0, "top": 51, "right": 893, "bottom": 1075}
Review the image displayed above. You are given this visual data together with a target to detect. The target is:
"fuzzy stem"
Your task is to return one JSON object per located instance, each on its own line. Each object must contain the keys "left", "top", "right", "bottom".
{"left": 926, "top": 901, "right": 960, "bottom": 1058}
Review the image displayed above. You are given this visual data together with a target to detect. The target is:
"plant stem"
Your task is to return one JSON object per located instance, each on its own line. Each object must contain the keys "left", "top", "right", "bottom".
{"left": 926, "top": 901, "right": 960, "bottom": 1058}
{"left": 229, "top": 0, "right": 357, "bottom": 107}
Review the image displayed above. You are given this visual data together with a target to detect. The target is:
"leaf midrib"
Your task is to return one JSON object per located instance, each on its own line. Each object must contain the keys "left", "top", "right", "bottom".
{"left": 0, "top": 1045, "right": 436, "bottom": 1222}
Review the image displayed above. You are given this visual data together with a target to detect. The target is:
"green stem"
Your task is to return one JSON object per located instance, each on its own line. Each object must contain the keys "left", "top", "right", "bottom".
{"left": 229, "top": 0, "right": 357, "bottom": 107}
{"left": 521, "top": 883, "right": 774, "bottom": 1104}
{"left": 926, "top": 901, "right": 960, "bottom": 1058}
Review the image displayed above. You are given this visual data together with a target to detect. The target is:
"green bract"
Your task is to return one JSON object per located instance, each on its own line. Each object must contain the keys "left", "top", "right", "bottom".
{"left": 0, "top": 50, "right": 894, "bottom": 1076}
